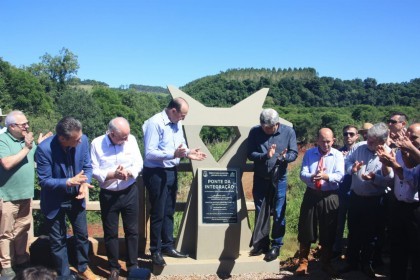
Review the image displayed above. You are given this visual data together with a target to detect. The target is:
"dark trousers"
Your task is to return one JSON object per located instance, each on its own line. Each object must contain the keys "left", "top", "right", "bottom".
{"left": 45, "top": 204, "right": 89, "bottom": 276}
{"left": 253, "top": 174, "right": 287, "bottom": 248}
{"left": 390, "top": 200, "right": 420, "bottom": 280}
{"left": 347, "top": 191, "right": 384, "bottom": 267}
{"left": 333, "top": 191, "right": 350, "bottom": 253}
{"left": 100, "top": 184, "right": 139, "bottom": 270}
{"left": 143, "top": 167, "right": 177, "bottom": 253}
{"left": 297, "top": 188, "right": 339, "bottom": 249}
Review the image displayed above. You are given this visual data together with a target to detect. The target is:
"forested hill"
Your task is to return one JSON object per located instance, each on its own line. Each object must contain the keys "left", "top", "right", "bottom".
{"left": 0, "top": 49, "right": 419, "bottom": 145}
{"left": 181, "top": 67, "right": 420, "bottom": 108}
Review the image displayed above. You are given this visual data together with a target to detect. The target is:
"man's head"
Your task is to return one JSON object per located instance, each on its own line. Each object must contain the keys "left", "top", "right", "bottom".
{"left": 387, "top": 112, "right": 408, "bottom": 135}
{"left": 366, "top": 122, "right": 388, "bottom": 152}
{"left": 56, "top": 117, "right": 83, "bottom": 148}
{"left": 406, "top": 123, "right": 420, "bottom": 150}
{"left": 317, "top": 128, "right": 335, "bottom": 155}
{"left": 5, "top": 110, "right": 30, "bottom": 139}
{"left": 342, "top": 125, "right": 359, "bottom": 148}
{"left": 358, "top": 122, "right": 373, "bottom": 141}
{"left": 260, "top": 108, "right": 280, "bottom": 135}
{"left": 166, "top": 97, "right": 189, "bottom": 124}
{"left": 107, "top": 117, "right": 130, "bottom": 145}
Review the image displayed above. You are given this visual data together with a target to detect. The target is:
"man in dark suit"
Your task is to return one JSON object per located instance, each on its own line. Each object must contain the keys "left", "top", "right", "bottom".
{"left": 35, "top": 117, "right": 99, "bottom": 280}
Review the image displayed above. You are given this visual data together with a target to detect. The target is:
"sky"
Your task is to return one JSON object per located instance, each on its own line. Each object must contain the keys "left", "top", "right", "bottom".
{"left": 1, "top": 0, "right": 420, "bottom": 88}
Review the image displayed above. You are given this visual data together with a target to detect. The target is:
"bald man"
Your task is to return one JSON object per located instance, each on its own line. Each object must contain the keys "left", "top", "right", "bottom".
{"left": 90, "top": 117, "right": 143, "bottom": 280}
{"left": 296, "top": 128, "right": 344, "bottom": 277}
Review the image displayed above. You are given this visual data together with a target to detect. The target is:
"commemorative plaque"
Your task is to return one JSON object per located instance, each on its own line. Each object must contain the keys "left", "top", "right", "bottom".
{"left": 201, "top": 169, "right": 238, "bottom": 224}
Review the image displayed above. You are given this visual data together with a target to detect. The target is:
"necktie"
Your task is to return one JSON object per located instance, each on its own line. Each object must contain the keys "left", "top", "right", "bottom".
{"left": 315, "top": 155, "right": 324, "bottom": 189}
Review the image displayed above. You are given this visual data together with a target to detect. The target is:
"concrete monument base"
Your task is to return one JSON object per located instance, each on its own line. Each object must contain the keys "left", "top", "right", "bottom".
{"left": 152, "top": 251, "right": 279, "bottom": 276}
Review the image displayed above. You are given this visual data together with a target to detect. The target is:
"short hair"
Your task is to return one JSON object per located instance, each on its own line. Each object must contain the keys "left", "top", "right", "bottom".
{"left": 367, "top": 122, "right": 389, "bottom": 143}
{"left": 56, "top": 116, "right": 82, "bottom": 138}
{"left": 260, "top": 109, "right": 280, "bottom": 126}
{"left": 390, "top": 112, "right": 408, "bottom": 122}
{"left": 13, "top": 266, "right": 56, "bottom": 280}
{"left": 4, "top": 110, "right": 25, "bottom": 127}
{"left": 108, "top": 117, "right": 129, "bottom": 134}
{"left": 343, "top": 125, "right": 358, "bottom": 132}
{"left": 167, "top": 97, "right": 188, "bottom": 112}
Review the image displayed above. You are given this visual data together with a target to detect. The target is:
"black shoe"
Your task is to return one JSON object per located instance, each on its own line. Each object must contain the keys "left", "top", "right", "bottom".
{"left": 263, "top": 247, "right": 279, "bottom": 262}
{"left": 108, "top": 269, "right": 119, "bottom": 280}
{"left": 162, "top": 248, "right": 189, "bottom": 258}
{"left": 151, "top": 252, "right": 167, "bottom": 266}
{"left": 249, "top": 247, "right": 267, "bottom": 256}
{"left": 361, "top": 264, "right": 376, "bottom": 278}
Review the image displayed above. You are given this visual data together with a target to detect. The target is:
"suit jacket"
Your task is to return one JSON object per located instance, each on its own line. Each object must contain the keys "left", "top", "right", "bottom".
{"left": 35, "top": 134, "right": 92, "bottom": 219}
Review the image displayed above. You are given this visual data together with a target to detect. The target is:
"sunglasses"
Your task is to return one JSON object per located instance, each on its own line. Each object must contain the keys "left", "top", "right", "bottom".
{"left": 387, "top": 119, "right": 399, "bottom": 124}
{"left": 343, "top": 132, "right": 356, "bottom": 137}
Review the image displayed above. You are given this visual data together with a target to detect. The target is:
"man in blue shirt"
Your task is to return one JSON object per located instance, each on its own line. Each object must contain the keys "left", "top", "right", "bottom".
{"left": 333, "top": 125, "right": 359, "bottom": 258}
{"left": 142, "top": 97, "right": 207, "bottom": 267}
{"left": 247, "top": 108, "right": 298, "bottom": 262}
{"left": 296, "top": 128, "right": 344, "bottom": 277}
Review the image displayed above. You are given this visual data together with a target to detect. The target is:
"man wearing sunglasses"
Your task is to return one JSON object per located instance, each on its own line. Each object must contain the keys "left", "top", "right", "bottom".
{"left": 387, "top": 112, "right": 408, "bottom": 149}
{"left": 332, "top": 125, "right": 359, "bottom": 259}
{"left": 0, "top": 110, "right": 51, "bottom": 278}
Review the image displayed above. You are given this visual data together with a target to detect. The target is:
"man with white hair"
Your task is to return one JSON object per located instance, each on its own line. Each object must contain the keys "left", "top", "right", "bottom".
{"left": 247, "top": 108, "right": 298, "bottom": 262}
{"left": 0, "top": 110, "right": 51, "bottom": 278}
{"left": 343, "top": 123, "right": 394, "bottom": 278}
{"left": 91, "top": 117, "right": 143, "bottom": 280}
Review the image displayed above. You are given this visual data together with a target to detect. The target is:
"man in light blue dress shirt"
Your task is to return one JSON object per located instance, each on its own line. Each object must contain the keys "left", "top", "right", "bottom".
{"left": 142, "top": 97, "right": 206, "bottom": 267}
{"left": 296, "top": 128, "right": 344, "bottom": 277}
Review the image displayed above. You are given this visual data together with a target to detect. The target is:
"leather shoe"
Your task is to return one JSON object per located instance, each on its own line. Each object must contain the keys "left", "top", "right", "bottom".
{"left": 249, "top": 247, "right": 268, "bottom": 256}
{"left": 263, "top": 247, "right": 279, "bottom": 262}
{"left": 151, "top": 252, "right": 167, "bottom": 266}
{"left": 162, "top": 248, "right": 189, "bottom": 258}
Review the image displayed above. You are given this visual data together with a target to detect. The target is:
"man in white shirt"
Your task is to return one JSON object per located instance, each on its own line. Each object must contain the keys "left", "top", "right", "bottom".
{"left": 90, "top": 117, "right": 143, "bottom": 280}
{"left": 378, "top": 122, "right": 420, "bottom": 280}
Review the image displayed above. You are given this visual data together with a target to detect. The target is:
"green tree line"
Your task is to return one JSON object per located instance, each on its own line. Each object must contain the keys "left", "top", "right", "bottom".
{"left": 1, "top": 48, "right": 419, "bottom": 147}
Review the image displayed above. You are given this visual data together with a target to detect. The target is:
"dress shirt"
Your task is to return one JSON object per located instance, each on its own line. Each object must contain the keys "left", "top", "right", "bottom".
{"left": 393, "top": 151, "right": 418, "bottom": 203}
{"left": 345, "top": 141, "right": 394, "bottom": 196}
{"left": 247, "top": 124, "right": 298, "bottom": 178}
{"left": 91, "top": 134, "right": 143, "bottom": 191}
{"left": 300, "top": 147, "right": 344, "bottom": 191}
{"left": 404, "top": 165, "right": 420, "bottom": 193}
{"left": 142, "top": 110, "right": 188, "bottom": 168}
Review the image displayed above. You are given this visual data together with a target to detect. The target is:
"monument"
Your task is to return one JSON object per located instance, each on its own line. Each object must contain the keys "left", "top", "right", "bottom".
{"left": 151, "top": 86, "right": 292, "bottom": 276}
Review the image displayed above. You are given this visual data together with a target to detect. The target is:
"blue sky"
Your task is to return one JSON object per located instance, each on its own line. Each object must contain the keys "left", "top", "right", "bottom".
{"left": 1, "top": 0, "right": 419, "bottom": 88}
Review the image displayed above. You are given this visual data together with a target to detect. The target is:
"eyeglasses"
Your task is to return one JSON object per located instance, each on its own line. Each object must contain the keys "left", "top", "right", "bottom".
{"left": 12, "top": 122, "right": 30, "bottom": 128}
{"left": 387, "top": 119, "right": 399, "bottom": 124}
{"left": 343, "top": 132, "right": 356, "bottom": 137}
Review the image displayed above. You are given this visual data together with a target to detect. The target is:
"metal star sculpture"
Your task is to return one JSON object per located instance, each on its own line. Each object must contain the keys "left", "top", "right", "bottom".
{"left": 166, "top": 86, "right": 291, "bottom": 261}
{"left": 168, "top": 85, "right": 291, "bottom": 172}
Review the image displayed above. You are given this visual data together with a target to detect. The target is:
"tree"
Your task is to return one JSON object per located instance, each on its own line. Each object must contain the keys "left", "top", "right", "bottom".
{"left": 28, "top": 48, "right": 79, "bottom": 92}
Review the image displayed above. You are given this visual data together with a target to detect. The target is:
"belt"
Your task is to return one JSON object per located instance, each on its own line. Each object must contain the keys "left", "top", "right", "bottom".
{"left": 144, "top": 166, "right": 177, "bottom": 171}
{"left": 100, "top": 182, "right": 136, "bottom": 194}
{"left": 307, "top": 187, "right": 338, "bottom": 196}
